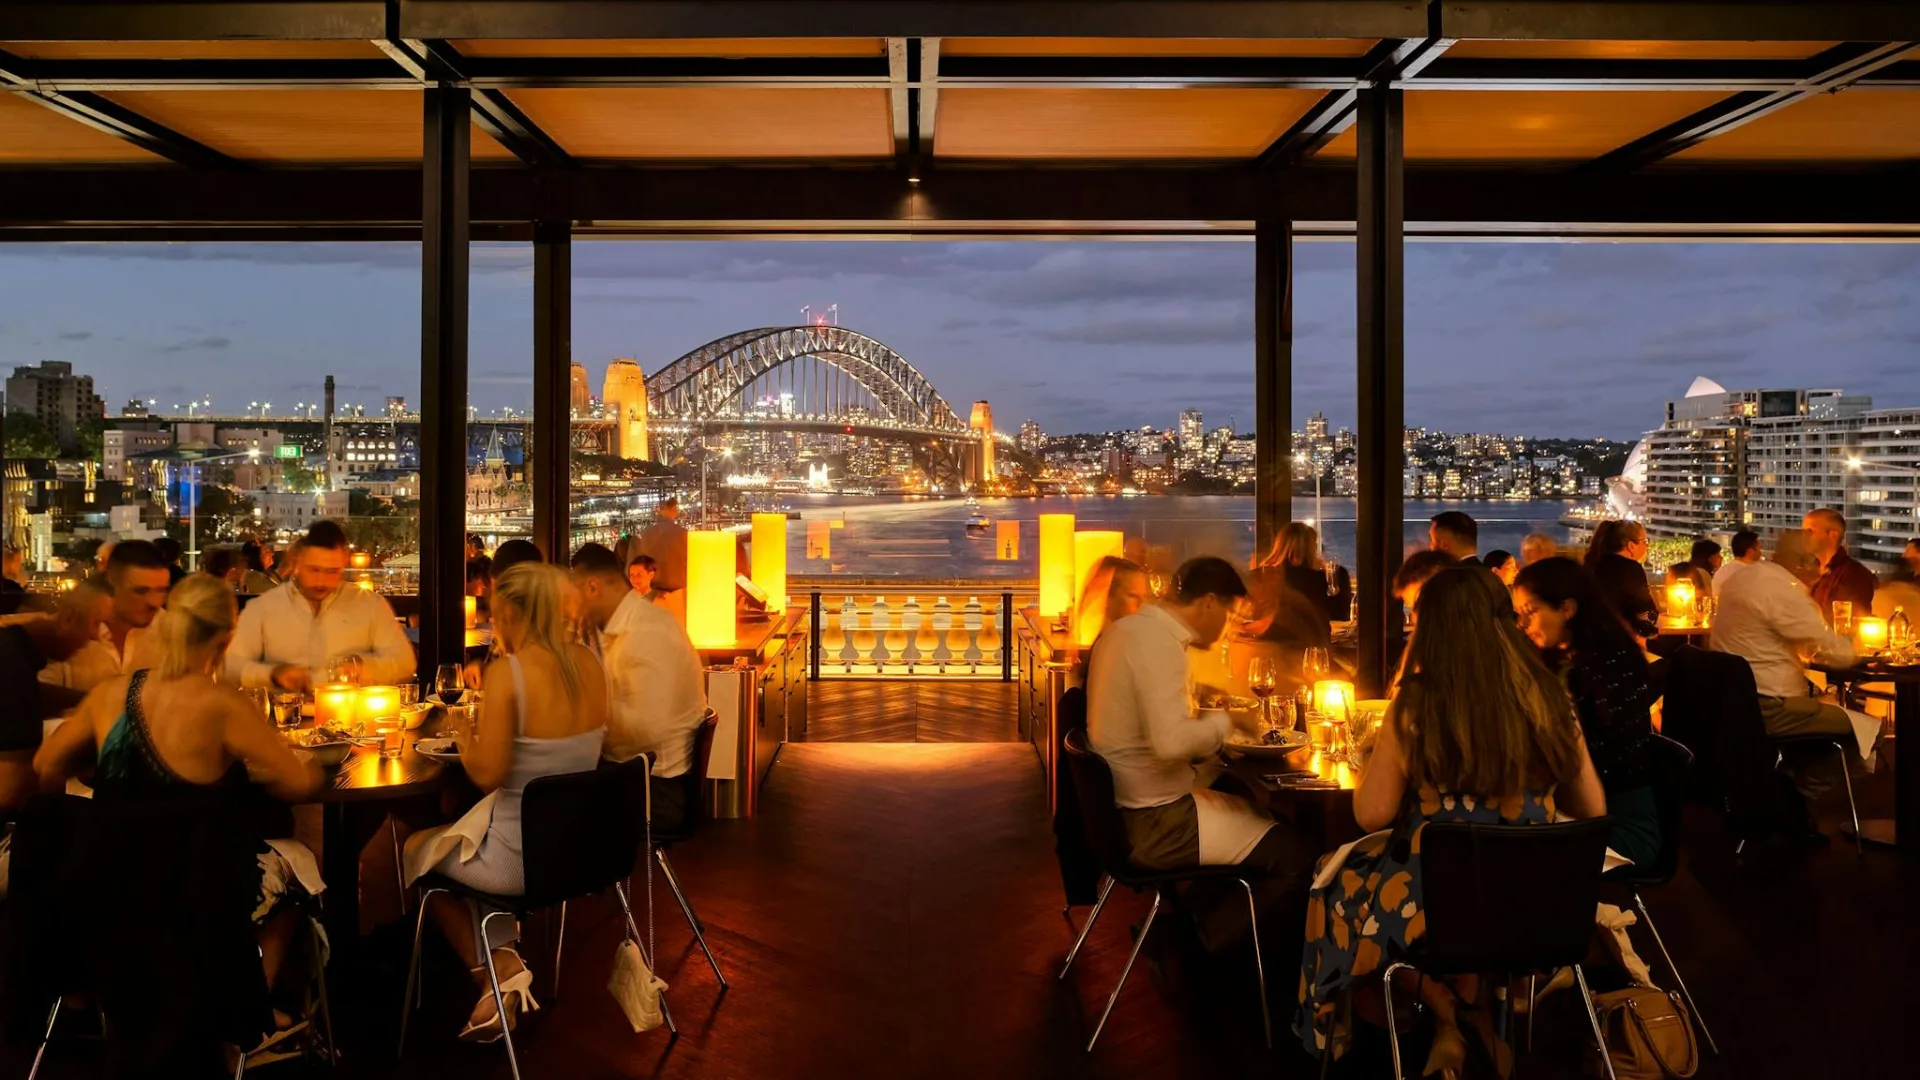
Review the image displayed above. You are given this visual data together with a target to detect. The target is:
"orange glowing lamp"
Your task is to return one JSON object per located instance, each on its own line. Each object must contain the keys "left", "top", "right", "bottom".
{"left": 751, "top": 513, "right": 788, "bottom": 613}
{"left": 315, "top": 683, "right": 357, "bottom": 730}
{"left": 355, "top": 685, "right": 401, "bottom": 724}
{"left": 463, "top": 595, "right": 478, "bottom": 628}
{"left": 995, "top": 520, "right": 1019, "bottom": 561}
{"left": 1038, "top": 513, "right": 1076, "bottom": 617}
{"left": 687, "top": 530, "right": 737, "bottom": 649}
{"left": 1666, "top": 580, "right": 1697, "bottom": 625}
{"left": 1859, "top": 616, "right": 1890, "bottom": 652}
{"left": 1072, "top": 530, "right": 1125, "bottom": 646}
{"left": 1314, "top": 680, "right": 1356, "bottom": 721}
{"left": 350, "top": 551, "right": 371, "bottom": 570}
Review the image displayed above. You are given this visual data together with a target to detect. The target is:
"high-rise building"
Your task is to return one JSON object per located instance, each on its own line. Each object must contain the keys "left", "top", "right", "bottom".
{"left": 569, "top": 362, "right": 590, "bottom": 417}
{"left": 1306, "top": 411, "right": 1329, "bottom": 441}
{"left": 1018, "top": 419, "right": 1044, "bottom": 455}
{"left": 1848, "top": 408, "right": 1920, "bottom": 566}
{"left": 5, "top": 361, "right": 104, "bottom": 456}
{"left": 601, "top": 359, "right": 650, "bottom": 461}
{"left": 1177, "top": 408, "right": 1203, "bottom": 472}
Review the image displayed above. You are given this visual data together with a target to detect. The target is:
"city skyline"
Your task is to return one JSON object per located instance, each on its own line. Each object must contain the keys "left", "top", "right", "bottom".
{"left": 3, "top": 240, "right": 1918, "bottom": 440}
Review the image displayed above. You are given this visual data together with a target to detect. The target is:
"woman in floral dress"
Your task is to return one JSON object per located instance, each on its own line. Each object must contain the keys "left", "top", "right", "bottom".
{"left": 1296, "top": 567, "right": 1607, "bottom": 1077}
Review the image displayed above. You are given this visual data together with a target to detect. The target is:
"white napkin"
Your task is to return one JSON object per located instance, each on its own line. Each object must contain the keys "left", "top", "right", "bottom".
{"left": 403, "top": 791, "right": 499, "bottom": 886}
{"left": 1845, "top": 707, "right": 1881, "bottom": 766}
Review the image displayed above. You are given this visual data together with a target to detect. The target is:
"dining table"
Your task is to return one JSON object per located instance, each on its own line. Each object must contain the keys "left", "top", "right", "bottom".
{"left": 1810, "top": 656, "right": 1918, "bottom": 852}
{"left": 1218, "top": 739, "right": 1365, "bottom": 850}
{"left": 300, "top": 725, "right": 460, "bottom": 947}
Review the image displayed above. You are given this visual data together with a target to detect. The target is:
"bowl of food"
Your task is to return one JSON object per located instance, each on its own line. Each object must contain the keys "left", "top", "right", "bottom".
{"left": 291, "top": 729, "right": 355, "bottom": 766}
{"left": 400, "top": 702, "right": 435, "bottom": 730}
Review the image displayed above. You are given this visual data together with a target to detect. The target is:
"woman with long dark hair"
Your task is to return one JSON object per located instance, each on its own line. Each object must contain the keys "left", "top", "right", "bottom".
{"left": 1514, "top": 557, "right": 1661, "bottom": 868}
{"left": 1584, "top": 519, "right": 1657, "bottom": 639}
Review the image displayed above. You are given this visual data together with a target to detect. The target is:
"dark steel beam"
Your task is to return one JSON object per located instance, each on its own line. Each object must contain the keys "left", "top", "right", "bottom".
{"left": 1408, "top": 55, "right": 1920, "bottom": 92}
{"left": 888, "top": 38, "right": 914, "bottom": 160}
{"left": 0, "top": 49, "right": 241, "bottom": 168}
{"left": 418, "top": 81, "right": 470, "bottom": 681}
{"left": 1438, "top": 1, "right": 1920, "bottom": 42}
{"left": 917, "top": 38, "right": 941, "bottom": 166}
{"left": 399, "top": 1, "right": 1430, "bottom": 42}
{"left": 1584, "top": 42, "right": 1919, "bottom": 171}
{"left": 383, "top": 38, "right": 573, "bottom": 168}
{"left": 0, "top": 1, "right": 388, "bottom": 39}
{"left": 8, "top": 164, "right": 1920, "bottom": 234}
{"left": 1253, "top": 216, "right": 1293, "bottom": 557}
{"left": 1354, "top": 85, "right": 1403, "bottom": 698}
{"left": 1258, "top": 32, "right": 1451, "bottom": 171}
{"left": 531, "top": 215, "right": 572, "bottom": 564}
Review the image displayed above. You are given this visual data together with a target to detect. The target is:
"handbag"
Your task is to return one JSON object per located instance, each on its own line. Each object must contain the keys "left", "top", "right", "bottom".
{"left": 1586, "top": 986, "right": 1698, "bottom": 1079}
{"left": 607, "top": 765, "right": 669, "bottom": 1032}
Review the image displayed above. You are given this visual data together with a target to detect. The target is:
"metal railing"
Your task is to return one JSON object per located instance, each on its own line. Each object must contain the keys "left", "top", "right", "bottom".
{"left": 803, "top": 581, "right": 1033, "bottom": 679}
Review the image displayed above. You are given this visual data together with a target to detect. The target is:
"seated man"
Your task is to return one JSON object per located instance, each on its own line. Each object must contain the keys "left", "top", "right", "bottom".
{"left": 1428, "top": 511, "right": 1480, "bottom": 566}
{"left": 569, "top": 543, "right": 708, "bottom": 831}
{"left": 1714, "top": 529, "right": 1763, "bottom": 594}
{"left": 1086, "top": 556, "right": 1311, "bottom": 950}
{"left": 1, "top": 592, "right": 101, "bottom": 813}
{"left": 1804, "top": 508, "right": 1876, "bottom": 618}
{"left": 41, "top": 540, "right": 169, "bottom": 693}
{"left": 225, "top": 521, "right": 415, "bottom": 690}
{"left": 1710, "top": 545, "right": 1863, "bottom": 822}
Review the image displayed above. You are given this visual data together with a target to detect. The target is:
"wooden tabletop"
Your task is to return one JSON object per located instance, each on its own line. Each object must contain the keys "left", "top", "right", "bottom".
{"left": 302, "top": 728, "right": 456, "bottom": 804}
{"left": 1220, "top": 741, "right": 1363, "bottom": 847}
{"left": 1810, "top": 657, "right": 1920, "bottom": 683}
{"left": 1656, "top": 618, "right": 1713, "bottom": 637}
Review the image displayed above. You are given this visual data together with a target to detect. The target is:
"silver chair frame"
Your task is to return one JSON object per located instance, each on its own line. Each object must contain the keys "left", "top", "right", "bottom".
{"left": 1057, "top": 875, "right": 1269, "bottom": 1052}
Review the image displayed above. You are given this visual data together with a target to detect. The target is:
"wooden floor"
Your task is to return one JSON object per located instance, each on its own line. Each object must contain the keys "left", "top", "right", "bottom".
{"left": 7, "top": 691, "right": 1918, "bottom": 1080}
{"left": 804, "top": 680, "right": 1020, "bottom": 742}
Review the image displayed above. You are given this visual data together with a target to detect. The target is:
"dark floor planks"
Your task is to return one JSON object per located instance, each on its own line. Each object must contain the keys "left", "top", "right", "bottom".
{"left": 805, "top": 680, "right": 1019, "bottom": 743}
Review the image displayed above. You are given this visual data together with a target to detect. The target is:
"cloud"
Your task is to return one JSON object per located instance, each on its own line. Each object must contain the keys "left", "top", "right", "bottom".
{"left": 57, "top": 331, "right": 92, "bottom": 341}
{"left": 156, "top": 335, "right": 231, "bottom": 354}
{"left": 1026, "top": 307, "right": 1252, "bottom": 346}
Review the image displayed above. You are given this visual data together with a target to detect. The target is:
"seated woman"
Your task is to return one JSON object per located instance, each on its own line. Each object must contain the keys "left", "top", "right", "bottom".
{"left": 406, "top": 562, "right": 607, "bottom": 1043}
{"left": 1514, "top": 558, "right": 1661, "bottom": 868}
{"left": 1482, "top": 549, "right": 1518, "bottom": 588}
{"left": 1296, "top": 567, "right": 1606, "bottom": 1076}
{"left": 1073, "top": 554, "right": 1149, "bottom": 657}
{"left": 34, "top": 575, "right": 324, "bottom": 1040}
{"left": 1584, "top": 520, "right": 1658, "bottom": 640}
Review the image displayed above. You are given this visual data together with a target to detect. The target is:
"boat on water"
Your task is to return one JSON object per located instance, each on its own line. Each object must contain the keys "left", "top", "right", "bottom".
{"left": 964, "top": 505, "right": 993, "bottom": 535}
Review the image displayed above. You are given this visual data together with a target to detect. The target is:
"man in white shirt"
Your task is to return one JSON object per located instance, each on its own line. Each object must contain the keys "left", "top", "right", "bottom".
{"left": 1713, "top": 529, "right": 1763, "bottom": 595}
{"left": 1709, "top": 551, "right": 1860, "bottom": 805}
{"left": 225, "top": 520, "right": 415, "bottom": 690}
{"left": 1086, "top": 556, "right": 1311, "bottom": 950}
{"left": 40, "top": 540, "right": 167, "bottom": 692}
{"left": 569, "top": 542, "right": 708, "bottom": 830}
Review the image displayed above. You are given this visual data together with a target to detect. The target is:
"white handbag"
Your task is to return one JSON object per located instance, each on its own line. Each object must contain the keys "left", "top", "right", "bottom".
{"left": 607, "top": 766, "right": 669, "bottom": 1032}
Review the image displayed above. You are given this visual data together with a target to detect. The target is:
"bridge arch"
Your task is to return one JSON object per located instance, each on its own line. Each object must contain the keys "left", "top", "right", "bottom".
{"left": 646, "top": 326, "right": 968, "bottom": 433}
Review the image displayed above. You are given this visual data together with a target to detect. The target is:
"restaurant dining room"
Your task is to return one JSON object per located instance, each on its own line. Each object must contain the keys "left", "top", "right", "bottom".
{"left": 4, "top": 2, "right": 1920, "bottom": 1079}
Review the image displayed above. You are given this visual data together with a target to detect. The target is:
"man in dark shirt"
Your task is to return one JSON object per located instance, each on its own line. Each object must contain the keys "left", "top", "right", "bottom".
{"left": 1803, "top": 509, "right": 1876, "bottom": 620}
{"left": 1428, "top": 511, "right": 1481, "bottom": 567}
{"left": 1, "top": 595, "right": 101, "bottom": 812}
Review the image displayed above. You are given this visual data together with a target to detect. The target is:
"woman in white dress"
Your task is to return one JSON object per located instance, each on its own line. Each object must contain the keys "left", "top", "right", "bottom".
{"left": 407, "top": 563, "right": 607, "bottom": 1042}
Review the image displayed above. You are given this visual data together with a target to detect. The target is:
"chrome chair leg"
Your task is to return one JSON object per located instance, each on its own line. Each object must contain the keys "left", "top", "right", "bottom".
{"left": 390, "top": 818, "right": 408, "bottom": 916}
{"left": 1087, "top": 891, "right": 1160, "bottom": 1052}
{"left": 310, "top": 918, "right": 339, "bottom": 1067}
{"left": 1526, "top": 974, "right": 1537, "bottom": 1053}
{"left": 1237, "top": 879, "right": 1272, "bottom": 1049}
{"left": 1059, "top": 877, "right": 1113, "bottom": 980}
{"left": 550, "top": 902, "right": 567, "bottom": 1001}
{"left": 478, "top": 910, "right": 523, "bottom": 1080}
{"left": 657, "top": 848, "right": 727, "bottom": 988}
{"left": 26, "top": 998, "right": 61, "bottom": 1080}
{"left": 1574, "top": 964, "right": 1618, "bottom": 1080}
{"left": 1835, "top": 743, "right": 1863, "bottom": 855}
{"left": 614, "top": 881, "right": 677, "bottom": 1036}
{"left": 1383, "top": 961, "right": 1412, "bottom": 1080}
{"left": 1632, "top": 893, "right": 1718, "bottom": 1056}
{"left": 397, "top": 886, "right": 443, "bottom": 1058}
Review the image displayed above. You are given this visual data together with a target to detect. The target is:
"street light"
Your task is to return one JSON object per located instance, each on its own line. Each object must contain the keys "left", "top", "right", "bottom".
{"left": 1295, "top": 451, "right": 1323, "bottom": 529}
{"left": 181, "top": 447, "right": 261, "bottom": 571}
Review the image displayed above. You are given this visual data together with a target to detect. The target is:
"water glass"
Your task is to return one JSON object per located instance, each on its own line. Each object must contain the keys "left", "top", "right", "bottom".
{"left": 1833, "top": 601, "right": 1854, "bottom": 636}
{"left": 271, "top": 691, "right": 303, "bottom": 730}
{"left": 397, "top": 682, "right": 420, "bottom": 707}
{"left": 371, "top": 715, "right": 404, "bottom": 759}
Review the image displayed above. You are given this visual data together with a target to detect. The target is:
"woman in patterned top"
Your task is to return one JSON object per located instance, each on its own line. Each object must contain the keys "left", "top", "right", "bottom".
{"left": 1514, "top": 556, "right": 1661, "bottom": 869}
{"left": 1296, "top": 567, "right": 1606, "bottom": 1078}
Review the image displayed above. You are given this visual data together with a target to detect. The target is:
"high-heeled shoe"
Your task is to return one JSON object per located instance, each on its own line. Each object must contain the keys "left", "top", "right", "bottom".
{"left": 1422, "top": 1022, "right": 1467, "bottom": 1080}
{"left": 459, "top": 962, "right": 540, "bottom": 1044}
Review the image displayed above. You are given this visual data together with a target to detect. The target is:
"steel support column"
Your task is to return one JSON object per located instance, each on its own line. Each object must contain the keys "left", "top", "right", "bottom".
{"left": 1354, "top": 86, "right": 1404, "bottom": 697}
{"left": 418, "top": 82, "right": 470, "bottom": 680}
{"left": 531, "top": 216, "right": 572, "bottom": 563}
{"left": 1253, "top": 216, "right": 1293, "bottom": 557}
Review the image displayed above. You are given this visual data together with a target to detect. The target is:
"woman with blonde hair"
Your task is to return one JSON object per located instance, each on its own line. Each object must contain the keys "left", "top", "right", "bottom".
{"left": 406, "top": 562, "right": 607, "bottom": 1042}
{"left": 1074, "top": 555, "right": 1148, "bottom": 648}
{"left": 36, "top": 574, "right": 323, "bottom": 1040}
{"left": 1249, "top": 521, "right": 1352, "bottom": 643}
{"left": 1296, "top": 567, "right": 1605, "bottom": 1075}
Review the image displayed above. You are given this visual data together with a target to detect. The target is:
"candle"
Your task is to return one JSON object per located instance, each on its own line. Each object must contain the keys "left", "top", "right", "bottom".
{"left": 355, "top": 684, "right": 401, "bottom": 726}
{"left": 463, "top": 595, "right": 478, "bottom": 628}
{"left": 1314, "top": 680, "right": 1356, "bottom": 722}
{"left": 315, "top": 683, "right": 357, "bottom": 729}
{"left": 1859, "top": 616, "right": 1889, "bottom": 652}
{"left": 1666, "top": 580, "right": 1696, "bottom": 625}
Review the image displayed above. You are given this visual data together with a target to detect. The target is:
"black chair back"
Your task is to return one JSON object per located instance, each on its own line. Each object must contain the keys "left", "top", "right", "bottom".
{"left": 1058, "top": 686, "right": 1087, "bottom": 735}
{"left": 1061, "top": 727, "right": 1134, "bottom": 881}
{"left": 1417, "top": 818, "right": 1612, "bottom": 976}
{"left": 1614, "top": 734, "right": 1693, "bottom": 886}
{"left": 521, "top": 756, "right": 651, "bottom": 911}
{"left": 684, "top": 708, "right": 719, "bottom": 825}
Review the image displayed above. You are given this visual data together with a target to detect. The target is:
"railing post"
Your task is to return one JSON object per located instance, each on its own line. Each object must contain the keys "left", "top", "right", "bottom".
{"left": 809, "top": 588, "right": 822, "bottom": 681}
{"left": 1001, "top": 591, "right": 1014, "bottom": 681}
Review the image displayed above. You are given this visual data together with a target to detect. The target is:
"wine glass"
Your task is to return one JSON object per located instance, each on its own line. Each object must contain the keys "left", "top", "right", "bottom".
{"left": 1248, "top": 657, "right": 1279, "bottom": 737}
{"left": 1324, "top": 558, "right": 1341, "bottom": 598}
{"left": 1147, "top": 571, "right": 1167, "bottom": 598}
{"left": 1303, "top": 647, "right": 1332, "bottom": 684}
{"left": 434, "top": 663, "right": 465, "bottom": 707}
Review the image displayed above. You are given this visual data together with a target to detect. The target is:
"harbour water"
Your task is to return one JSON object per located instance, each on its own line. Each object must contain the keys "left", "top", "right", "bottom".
{"left": 784, "top": 495, "right": 1577, "bottom": 580}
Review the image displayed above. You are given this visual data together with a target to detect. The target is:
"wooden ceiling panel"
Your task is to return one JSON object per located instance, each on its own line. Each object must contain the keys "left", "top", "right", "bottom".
{"left": 937, "top": 87, "right": 1324, "bottom": 158}
{"left": 93, "top": 91, "right": 518, "bottom": 162}
{"left": 0, "top": 91, "right": 162, "bottom": 163}
{"left": 1316, "top": 90, "right": 1729, "bottom": 160}
{"left": 1446, "top": 40, "right": 1840, "bottom": 60}
{"left": 451, "top": 38, "right": 884, "bottom": 58}
{"left": 503, "top": 88, "right": 891, "bottom": 158}
{"left": 941, "top": 37, "right": 1378, "bottom": 58}
{"left": 1673, "top": 91, "right": 1920, "bottom": 161}
{"left": 2, "top": 40, "right": 385, "bottom": 60}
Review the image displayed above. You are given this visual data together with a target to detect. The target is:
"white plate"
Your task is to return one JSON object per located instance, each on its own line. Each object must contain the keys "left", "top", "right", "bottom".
{"left": 1223, "top": 729, "right": 1312, "bottom": 757}
{"left": 415, "top": 737, "right": 460, "bottom": 759}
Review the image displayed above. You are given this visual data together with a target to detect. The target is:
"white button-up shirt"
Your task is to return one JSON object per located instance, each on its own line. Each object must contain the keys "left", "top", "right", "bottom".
{"left": 1709, "top": 560, "right": 1855, "bottom": 699}
{"left": 38, "top": 623, "right": 155, "bottom": 693}
{"left": 1086, "top": 604, "right": 1228, "bottom": 810}
{"left": 1713, "top": 557, "right": 1756, "bottom": 595}
{"left": 600, "top": 589, "right": 708, "bottom": 776}
{"left": 224, "top": 581, "right": 415, "bottom": 688}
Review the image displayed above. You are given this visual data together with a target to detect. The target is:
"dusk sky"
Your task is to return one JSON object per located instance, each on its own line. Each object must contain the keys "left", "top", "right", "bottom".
{"left": 2, "top": 240, "right": 1917, "bottom": 441}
